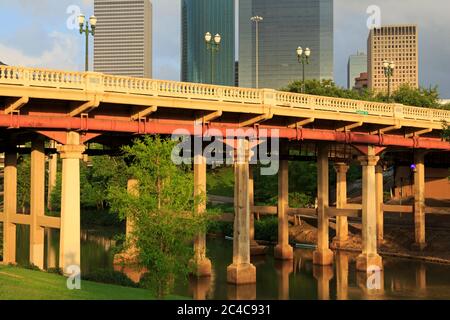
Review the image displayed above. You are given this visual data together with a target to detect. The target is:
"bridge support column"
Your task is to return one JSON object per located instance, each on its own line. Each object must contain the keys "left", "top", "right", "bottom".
{"left": 46, "top": 228, "right": 57, "bottom": 269}
{"left": 313, "top": 144, "right": 334, "bottom": 265}
{"left": 58, "top": 132, "right": 85, "bottom": 275}
{"left": 375, "top": 165, "right": 384, "bottom": 245}
{"left": 2, "top": 151, "right": 18, "bottom": 264}
{"left": 227, "top": 138, "right": 256, "bottom": 284}
{"left": 274, "top": 159, "right": 293, "bottom": 260}
{"left": 356, "top": 147, "right": 382, "bottom": 272}
{"left": 332, "top": 163, "right": 349, "bottom": 248}
{"left": 249, "top": 166, "right": 266, "bottom": 255}
{"left": 30, "top": 138, "right": 45, "bottom": 269}
{"left": 413, "top": 151, "right": 426, "bottom": 250}
{"left": 126, "top": 179, "right": 138, "bottom": 240}
{"left": 47, "top": 141, "right": 58, "bottom": 211}
{"left": 193, "top": 152, "right": 212, "bottom": 277}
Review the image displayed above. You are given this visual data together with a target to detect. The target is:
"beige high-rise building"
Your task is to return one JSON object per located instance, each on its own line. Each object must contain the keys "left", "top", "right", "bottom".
{"left": 368, "top": 25, "right": 418, "bottom": 93}
{"left": 94, "top": 0, "right": 152, "bottom": 78}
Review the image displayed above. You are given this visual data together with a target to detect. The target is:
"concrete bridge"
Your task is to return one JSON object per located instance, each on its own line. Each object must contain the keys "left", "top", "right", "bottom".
{"left": 0, "top": 65, "right": 449, "bottom": 284}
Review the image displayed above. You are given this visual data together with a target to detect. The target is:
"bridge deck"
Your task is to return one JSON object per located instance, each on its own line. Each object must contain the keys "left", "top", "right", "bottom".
{"left": 0, "top": 66, "right": 449, "bottom": 149}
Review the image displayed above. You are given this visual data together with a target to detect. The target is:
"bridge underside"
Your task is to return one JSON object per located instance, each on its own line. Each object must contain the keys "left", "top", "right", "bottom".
{"left": 1, "top": 66, "right": 449, "bottom": 283}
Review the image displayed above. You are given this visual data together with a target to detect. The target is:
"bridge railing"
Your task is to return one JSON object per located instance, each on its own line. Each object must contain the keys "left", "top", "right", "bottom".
{"left": 1, "top": 65, "right": 449, "bottom": 123}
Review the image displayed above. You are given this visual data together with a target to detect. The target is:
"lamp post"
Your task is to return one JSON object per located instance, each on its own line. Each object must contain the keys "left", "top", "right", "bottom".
{"left": 296, "top": 46, "right": 311, "bottom": 94}
{"left": 78, "top": 14, "right": 97, "bottom": 72}
{"left": 204, "top": 32, "right": 221, "bottom": 84}
{"left": 383, "top": 60, "right": 395, "bottom": 103}
{"left": 250, "top": 16, "right": 263, "bottom": 89}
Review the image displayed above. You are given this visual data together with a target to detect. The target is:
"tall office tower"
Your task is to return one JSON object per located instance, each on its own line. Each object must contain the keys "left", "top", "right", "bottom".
{"left": 181, "top": 0, "right": 235, "bottom": 86}
{"left": 347, "top": 52, "right": 367, "bottom": 89}
{"left": 368, "top": 25, "right": 418, "bottom": 93}
{"left": 239, "top": 0, "right": 333, "bottom": 90}
{"left": 94, "top": 0, "right": 152, "bottom": 78}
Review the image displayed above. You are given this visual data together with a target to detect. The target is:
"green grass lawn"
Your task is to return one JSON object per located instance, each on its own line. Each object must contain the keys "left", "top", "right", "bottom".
{"left": 0, "top": 265, "right": 183, "bottom": 300}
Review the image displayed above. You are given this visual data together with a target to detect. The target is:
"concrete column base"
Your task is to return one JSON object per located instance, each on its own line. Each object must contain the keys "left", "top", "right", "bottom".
{"left": 313, "top": 249, "right": 334, "bottom": 266}
{"left": 193, "top": 258, "right": 212, "bottom": 277}
{"left": 250, "top": 240, "right": 267, "bottom": 256}
{"left": 227, "top": 263, "right": 256, "bottom": 284}
{"left": 274, "top": 244, "right": 294, "bottom": 260}
{"left": 356, "top": 253, "right": 383, "bottom": 272}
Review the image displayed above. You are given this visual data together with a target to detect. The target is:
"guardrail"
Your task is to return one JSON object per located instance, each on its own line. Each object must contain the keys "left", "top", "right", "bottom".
{"left": 1, "top": 65, "right": 449, "bottom": 123}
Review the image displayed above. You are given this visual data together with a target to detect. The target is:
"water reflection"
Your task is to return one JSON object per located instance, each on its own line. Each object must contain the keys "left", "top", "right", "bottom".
{"left": 274, "top": 260, "right": 293, "bottom": 300}
{"left": 313, "top": 265, "right": 334, "bottom": 300}
{"left": 227, "top": 283, "right": 257, "bottom": 300}
{"left": 335, "top": 251, "right": 349, "bottom": 300}
{"left": 12, "top": 227, "right": 450, "bottom": 300}
{"left": 189, "top": 276, "right": 212, "bottom": 300}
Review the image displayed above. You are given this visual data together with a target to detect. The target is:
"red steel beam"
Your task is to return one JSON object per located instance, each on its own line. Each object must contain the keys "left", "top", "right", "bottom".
{"left": 0, "top": 114, "right": 449, "bottom": 150}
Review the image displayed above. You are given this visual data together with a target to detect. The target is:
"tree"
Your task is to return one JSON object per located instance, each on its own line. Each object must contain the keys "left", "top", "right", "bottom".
{"left": 17, "top": 155, "right": 31, "bottom": 213}
{"left": 443, "top": 121, "right": 450, "bottom": 141}
{"left": 283, "top": 79, "right": 374, "bottom": 101}
{"left": 283, "top": 79, "right": 444, "bottom": 109}
{"left": 382, "top": 84, "right": 440, "bottom": 108}
{"left": 107, "top": 136, "right": 212, "bottom": 298}
{"left": 50, "top": 154, "right": 127, "bottom": 212}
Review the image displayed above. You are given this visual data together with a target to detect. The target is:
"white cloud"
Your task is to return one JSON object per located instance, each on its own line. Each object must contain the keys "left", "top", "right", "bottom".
{"left": 0, "top": 31, "right": 81, "bottom": 70}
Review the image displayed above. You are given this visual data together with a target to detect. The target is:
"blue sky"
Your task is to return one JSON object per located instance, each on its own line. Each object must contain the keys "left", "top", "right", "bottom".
{"left": 1, "top": 0, "right": 449, "bottom": 97}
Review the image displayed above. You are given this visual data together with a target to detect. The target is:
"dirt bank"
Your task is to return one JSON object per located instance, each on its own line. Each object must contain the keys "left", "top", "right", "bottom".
{"left": 290, "top": 212, "right": 450, "bottom": 264}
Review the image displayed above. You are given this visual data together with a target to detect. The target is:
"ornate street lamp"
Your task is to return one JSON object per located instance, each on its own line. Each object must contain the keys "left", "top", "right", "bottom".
{"left": 383, "top": 60, "right": 395, "bottom": 102}
{"left": 250, "top": 15, "right": 263, "bottom": 89}
{"left": 78, "top": 14, "right": 97, "bottom": 71}
{"left": 204, "top": 32, "right": 221, "bottom": 84}
{"left": 296, "top": 46, "right": 311, "bottom": 93}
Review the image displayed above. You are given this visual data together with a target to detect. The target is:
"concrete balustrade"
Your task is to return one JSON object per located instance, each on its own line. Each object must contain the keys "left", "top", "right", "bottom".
{"left": 1, "top": 65, "right": 449, "bottom": 126}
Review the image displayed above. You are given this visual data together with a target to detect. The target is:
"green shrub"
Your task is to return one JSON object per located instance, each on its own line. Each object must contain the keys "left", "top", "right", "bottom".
{"left": 255, "top": 217, "right": 278, "bottom": 242}
{"left": 207, "top": 220, "right": 233, "bottom": 237}
{"left": 47, "top": 268, "right": 63, "bottom": 275}
{"left": 83, "top": 268, "right": 139, "bottom": 288}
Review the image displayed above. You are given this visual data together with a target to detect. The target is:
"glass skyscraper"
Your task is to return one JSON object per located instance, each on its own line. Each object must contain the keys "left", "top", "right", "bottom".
{"left": 181, "top": 0, "right": 235, "bottom": 86}
{"left": 239, "top": 0, "right": 333, "bottom": 89}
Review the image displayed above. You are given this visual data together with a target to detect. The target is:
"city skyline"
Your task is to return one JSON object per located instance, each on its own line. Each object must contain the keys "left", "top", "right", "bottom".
{"left": 0, "top": 0, "right": 450, "bottom": 97}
